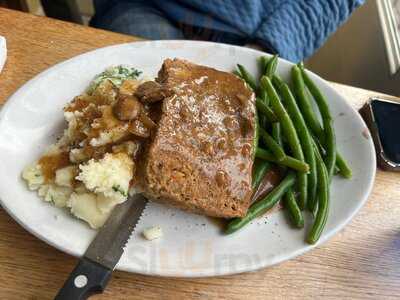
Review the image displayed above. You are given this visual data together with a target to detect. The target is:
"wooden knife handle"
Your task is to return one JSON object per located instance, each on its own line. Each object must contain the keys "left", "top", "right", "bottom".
{"left": 54, "top": 258, "right": 112, "bottom": 300}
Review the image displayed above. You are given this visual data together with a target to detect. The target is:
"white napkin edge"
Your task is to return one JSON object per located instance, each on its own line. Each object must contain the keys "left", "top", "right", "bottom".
{"left": 0, "top": 36, "right": 7, "bottom": 73}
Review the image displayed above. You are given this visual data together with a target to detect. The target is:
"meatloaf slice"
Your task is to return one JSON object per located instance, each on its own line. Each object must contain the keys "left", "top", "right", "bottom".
{"left": 141, "top": 58, "right": 256, "bottom": 218}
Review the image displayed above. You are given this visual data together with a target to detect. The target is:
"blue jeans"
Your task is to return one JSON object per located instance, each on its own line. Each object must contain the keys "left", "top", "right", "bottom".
{"left": 90, "top": 0, "right": 364, "bottom": 62}
{"left": 90, "top": 0, "right": 251, "bottom": 46}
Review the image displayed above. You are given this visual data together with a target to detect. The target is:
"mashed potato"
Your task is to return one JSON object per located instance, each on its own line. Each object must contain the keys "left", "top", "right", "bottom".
{"left": 76, "top": 152, "right": 133, "bottom": 201}
{"left": 22, "top": 163, "right": 44, "bottom": 190}
{"left": 68, "top": 193, "right": 110, "bottom": 229}
{"left": 23, "top": 152, "right": 134, "bottom": 228}
{"left": 22, "top": 66, "right": 149, "bottom": 229}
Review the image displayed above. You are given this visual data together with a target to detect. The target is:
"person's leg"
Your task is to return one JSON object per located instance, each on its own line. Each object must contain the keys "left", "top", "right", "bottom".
{"left": 90, "top": 0, "right": 184, "bottom": 40}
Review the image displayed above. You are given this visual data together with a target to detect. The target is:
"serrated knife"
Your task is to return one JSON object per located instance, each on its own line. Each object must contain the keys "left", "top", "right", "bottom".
{"left": 55, "top": 194, "right": 148, "bottom": 300}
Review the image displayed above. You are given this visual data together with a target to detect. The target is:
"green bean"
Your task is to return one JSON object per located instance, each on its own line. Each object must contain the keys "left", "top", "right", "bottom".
{"left": 272, "top": 122, "right": 282, "bottom": 147}
{"left": 284, "top": 188, "right": 304, "bottom": 228}
{"left": 259, "top": 94, "right": 269, "bottom": 129}
{"left": 298, "top": 64, "right": 336, "bottom": 178}
{"left": 312, "top": 135, "right": 326, "bottom": 155}
{"left": 258, "top": 114, "right": 268, "bottom": 130}
{"left": 265, "top": 55, "right": 278, "bottom": 78}
{"left": 252, "top": 160, "right": 271, "bottom": 190}
{"left": 261, "top": 76, "right": 307, "bottom": 209}
{"left": 312, "top": 197, "right": 319, "bottom": 218}
{"left": 256, "top": 148, "right": 309, "bottom": 173}
{"left": 258, "top": 87, "right": 269, "bottom": 105}
{"left": 256, "top": 97, "right": 278, "bottom": 122}
{"left": 259, "top": 56, "right": 270, "bottom": 75}
{"left": 273, "top": 124, "right": 288, "bottom": 174}
{"left": 259, "top": 127, "right": 286, "bottom": 161}
{"left": 226, "top": 172, "right": 296, "bottom": 234}
{"left": 321, "top": 121, "right": 336, "bottom": 179}
{"left": 272, "top": 75, "right": 317, "bottom": 210}
{"left": 292, "top": 65, "right": 351, "bottom": 179}
{"left": 237, "top": 64, "right": 257, "bottom": 91}
{"left": 261, "top": 77, "right": 302, "bottom": 156}
{"left": 233, "top": 69, "right": 243, "bottom": 78}
{"left": 291, "top": 65, "right": 323, "bottom": 137}
{"left": 334, "top": 165, "right": 340, "bottom": 175}
{"left": 253, "top": 109, "right": 259, "bottom": 160}
{"left": 315, "top": 134, "right": 352, "bottom": 179}
{"left": 257, "top": 87, "right": 270, "bottom": 129}
{"left": 298, "top": 66, "right": 331, "bottom": 121}
{"left": 336, "top": 154, "right": 352, "bottom": 179}
{"left": 308, "top": 136, "right": 323, "bottom": 212}
{"left": 307, "top": 142, "right": 330, "bottom": 244}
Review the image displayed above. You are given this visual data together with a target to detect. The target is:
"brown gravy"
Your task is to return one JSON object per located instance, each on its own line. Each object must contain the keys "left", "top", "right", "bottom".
{"left": 251, "top": 167, "right": 282, "bottom": 203}
{"left": 38, "top": 152, "right": 70, "bottom": 182}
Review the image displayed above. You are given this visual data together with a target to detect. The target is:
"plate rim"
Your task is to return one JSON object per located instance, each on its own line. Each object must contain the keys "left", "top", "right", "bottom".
{"left": 0, "top": 40, "right": 376, "bottom": 277}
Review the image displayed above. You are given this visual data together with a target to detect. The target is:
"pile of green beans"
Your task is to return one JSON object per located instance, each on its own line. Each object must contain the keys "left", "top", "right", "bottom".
{"left": 272, "top": 75, "right": 317, "bottom": 209}
{"left": 261, "top": 76, "right": 308, "bottom": 211}
{"left": 292, "top": 64, "right": 352, "bottom": 179}
{"left": 228, "top": 56, "right": 352, "bottom": 244}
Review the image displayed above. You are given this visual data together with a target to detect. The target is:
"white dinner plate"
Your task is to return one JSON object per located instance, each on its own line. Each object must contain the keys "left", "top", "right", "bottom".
{"left": 0, "top": 41, "right": 376, "bottom": 277}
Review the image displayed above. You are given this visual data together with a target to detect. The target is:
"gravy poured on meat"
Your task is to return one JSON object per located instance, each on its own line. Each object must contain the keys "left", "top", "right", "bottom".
{"left": 140, "top": 58, "right": 256, "bottom": 218}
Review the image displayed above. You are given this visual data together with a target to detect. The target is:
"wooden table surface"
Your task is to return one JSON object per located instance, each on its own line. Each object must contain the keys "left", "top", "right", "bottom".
{"left": 0, "top": 8, "right": 399, "bottom": 300}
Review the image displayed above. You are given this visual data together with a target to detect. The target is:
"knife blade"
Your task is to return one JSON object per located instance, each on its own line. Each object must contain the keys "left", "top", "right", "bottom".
{"left": 55, "top": 194, "right": 148, "bottom": 300}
